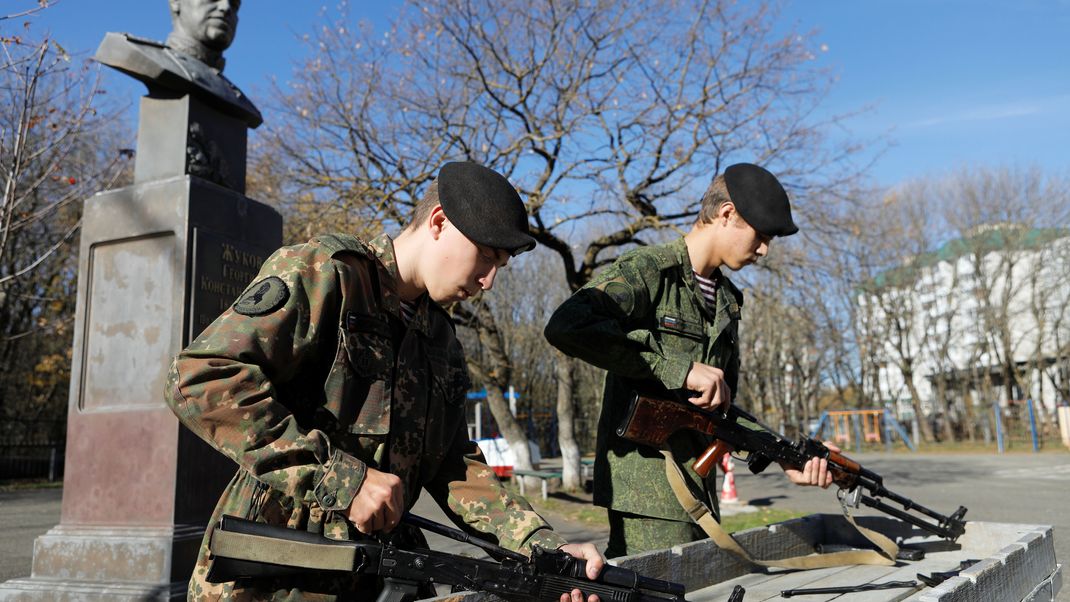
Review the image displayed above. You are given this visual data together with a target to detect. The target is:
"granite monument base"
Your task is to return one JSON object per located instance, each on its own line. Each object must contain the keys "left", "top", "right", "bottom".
{"left": 0, "top": 175, "right": 281, "bottom": 600}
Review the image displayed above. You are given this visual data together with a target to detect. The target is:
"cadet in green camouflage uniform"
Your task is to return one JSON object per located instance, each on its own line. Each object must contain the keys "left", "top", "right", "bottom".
{"left": 545, "top": 164, "right": 834, "bottom": 558}
{"left": 167, "top": 162, "right": 604, "bottom": 600}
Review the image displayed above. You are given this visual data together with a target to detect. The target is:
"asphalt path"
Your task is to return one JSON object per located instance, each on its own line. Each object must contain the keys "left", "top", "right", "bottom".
{"left": 1, "top": 452, "right": 1065, "bottom": 600}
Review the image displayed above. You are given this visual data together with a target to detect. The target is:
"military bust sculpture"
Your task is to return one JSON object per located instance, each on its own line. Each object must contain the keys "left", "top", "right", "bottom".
{"left": 95, "top": 0, "right": 262, "bottom": 128}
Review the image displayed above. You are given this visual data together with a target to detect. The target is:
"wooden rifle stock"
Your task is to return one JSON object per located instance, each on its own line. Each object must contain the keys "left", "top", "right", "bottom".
{"left": 616, "top": 394, "right": 733, "bottom": 478}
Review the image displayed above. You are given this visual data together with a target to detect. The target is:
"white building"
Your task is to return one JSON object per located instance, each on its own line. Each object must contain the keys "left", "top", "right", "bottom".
{"left": 857, "top": 224, "right": 1070, "bottom": 427}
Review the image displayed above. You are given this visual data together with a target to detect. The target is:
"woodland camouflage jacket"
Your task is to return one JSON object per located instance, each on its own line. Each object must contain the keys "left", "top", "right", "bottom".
{"left": 166, "top": 233, "right": 564, "bottom": 600}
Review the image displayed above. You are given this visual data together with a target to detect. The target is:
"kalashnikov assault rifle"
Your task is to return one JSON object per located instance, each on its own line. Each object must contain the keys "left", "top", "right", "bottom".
{"left": 206, "top": 512, "right": 687, "bottom": 602}
{"left": 617, "top": 394, "right": 967, "bottom": 541}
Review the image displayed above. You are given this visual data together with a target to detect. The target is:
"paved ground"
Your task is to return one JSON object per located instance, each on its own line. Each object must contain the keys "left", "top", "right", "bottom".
{"left": 2, "top": 451, "right": 1066, "bottom": 600}
{"left": 0, "top": 487, "right": 62, "bottom": 583}
{"left": 728, "top": 450, "right": 1069, "bottom": 601}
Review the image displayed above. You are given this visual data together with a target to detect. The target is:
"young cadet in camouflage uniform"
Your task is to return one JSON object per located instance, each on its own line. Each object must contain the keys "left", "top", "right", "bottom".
{"left": 166, "top": 162, "right": 604, "bottom": 600}
{"left": 544, "top": 163, "right": 834, "bottom": 558}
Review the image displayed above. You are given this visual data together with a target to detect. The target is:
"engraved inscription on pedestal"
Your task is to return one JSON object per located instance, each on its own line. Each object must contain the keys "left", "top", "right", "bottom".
{"left": 81, "top": 233, "right": 176, "bottom": 412}
{"left": 190, "top": 228, "right": 272, "bottom": 341}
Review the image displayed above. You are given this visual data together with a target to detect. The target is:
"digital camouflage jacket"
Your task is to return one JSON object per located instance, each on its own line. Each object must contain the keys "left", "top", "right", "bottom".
{"left": 167, "top": 233, "right": 565, "bottom": 601}
{"left": 545, "top": 237, "right": 743, "bottom": 522}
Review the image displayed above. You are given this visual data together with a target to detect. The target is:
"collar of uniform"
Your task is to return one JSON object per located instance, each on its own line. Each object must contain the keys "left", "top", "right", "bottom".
{"left": 366, "top": 233, "right": 436, "bottom": 337}
{"left": 668, "top": 236, "right": 743, "bottom": 321}
{"left": 406, "top": 294, "right": 435, "bottom": 337}
{"left": 668, "top": 237, "right": 714, "bottom": 320}
{"left": 365, "top": 233, "right": 402, "bottom": 318}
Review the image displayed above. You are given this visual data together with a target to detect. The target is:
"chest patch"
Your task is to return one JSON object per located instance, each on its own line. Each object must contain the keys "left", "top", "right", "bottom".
{"left": 661, "top": 315, "right": 684, "bottom": 330}
{"left": 233, "top": 276, "right": 289, "bottom": 316}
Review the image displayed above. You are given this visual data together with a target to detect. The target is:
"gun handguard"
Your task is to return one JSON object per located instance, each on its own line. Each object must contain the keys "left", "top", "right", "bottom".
{"left": 618, "top": 394, "right": 968, "bottom": 541}
{"left": 207, "top": 514, "right": 687, "bottom": 602}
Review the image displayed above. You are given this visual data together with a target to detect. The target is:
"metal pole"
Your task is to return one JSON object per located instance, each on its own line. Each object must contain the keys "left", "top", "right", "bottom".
{"left": 994, "top": 402, "right": 1005, "bottom": 454}
{"left": 852, "top": 413, "right": 863, "bottom": 454}
{"left": 1027, "top": 398, "right": 1039, "bottom": 452}
{"left": 883, "top": 411, "right": 893, "bottom": 452}
{"left": 49, "top": 446, "right": 57, "bottom": 482}
{"left": 508, "top": 385, "right": 517, "bottom": 416}
{"left": 475, "top": 402, "right": 483, "bottom": 440}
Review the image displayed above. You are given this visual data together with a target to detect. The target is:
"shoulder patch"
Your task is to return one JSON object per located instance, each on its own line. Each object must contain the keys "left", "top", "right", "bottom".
{"left": 603, "top": 280, "right": 635, "bottom": 315}
{"left": 233, "top": 276, "right": 289, "bottom": 316}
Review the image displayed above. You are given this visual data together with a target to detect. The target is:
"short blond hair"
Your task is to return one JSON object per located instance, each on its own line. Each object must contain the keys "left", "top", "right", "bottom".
{"left": 696, "top": 175, "right": 731, "bottom": 224}
{"left": 406, "top": 181, "right": 440, "bottom": 231}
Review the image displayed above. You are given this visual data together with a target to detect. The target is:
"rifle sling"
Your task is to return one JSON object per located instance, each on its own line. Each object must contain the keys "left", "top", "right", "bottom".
{"left": 661, "top": 450, "right": 897, "bottom": 569}
{"left": 210, "top": 528, "right": 359, "bottom": 572}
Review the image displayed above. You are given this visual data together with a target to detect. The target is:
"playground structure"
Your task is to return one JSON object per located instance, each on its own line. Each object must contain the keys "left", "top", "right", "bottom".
{"left": 809, "top": 409, "right": 915, "bottom": 452}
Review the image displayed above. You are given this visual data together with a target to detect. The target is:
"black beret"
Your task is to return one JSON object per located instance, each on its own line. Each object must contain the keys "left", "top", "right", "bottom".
{"left": 438, "top": 162, "right": 537, "bottom": 255}
{"left": 724, "top": 163, "right": 798, "bottom": 237}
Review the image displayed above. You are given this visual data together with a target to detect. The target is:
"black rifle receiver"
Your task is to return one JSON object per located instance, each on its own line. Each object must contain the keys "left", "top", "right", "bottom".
{"left": 207, "top": 514, "right": 688, "bottom": 602}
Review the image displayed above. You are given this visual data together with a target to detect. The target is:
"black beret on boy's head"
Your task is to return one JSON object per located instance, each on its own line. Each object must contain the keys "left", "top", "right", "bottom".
{"left": 724, "top": 163, "right": 798, "bottom": 237}
{"left": 438, "top": 162, "right": 537, "bottom": 255}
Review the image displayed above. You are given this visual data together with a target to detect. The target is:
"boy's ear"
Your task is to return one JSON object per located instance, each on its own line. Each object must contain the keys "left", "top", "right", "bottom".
{"left": 428, "top": 205, "right": 447, "bottom": 239}
{"left": 717, "top": 201, "right": 737, "bottom": 223}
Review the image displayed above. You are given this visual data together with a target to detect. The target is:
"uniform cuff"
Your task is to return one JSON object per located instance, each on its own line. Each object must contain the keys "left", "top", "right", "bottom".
{"left": 655, "top": 356, "right": 692, "bottom": 390}
{"left": 314, "top": 449, "right": 367, "bottom": 511}
{"left": 520, "top": 528, "right": 569, "bottom": 555}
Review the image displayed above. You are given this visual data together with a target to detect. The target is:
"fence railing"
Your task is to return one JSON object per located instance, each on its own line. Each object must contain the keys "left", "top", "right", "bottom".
{"left": 0, "top": 417, "right": 66, "bottom": 481}
{"left": 0, "top": 443, "right": 64, "bottom": 481}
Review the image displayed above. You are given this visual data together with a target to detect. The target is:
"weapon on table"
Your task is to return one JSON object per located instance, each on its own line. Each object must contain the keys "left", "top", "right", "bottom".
{"left": 206, "top": 513, "right": 688, "bottom": 602}
{"left": 616, "top": 394, "right": 967, "bottom": 541}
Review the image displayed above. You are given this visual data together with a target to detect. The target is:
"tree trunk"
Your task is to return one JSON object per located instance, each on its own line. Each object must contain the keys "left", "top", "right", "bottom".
{"left": 903, "top": 371, "right": 935, "bottom": 443}
{"left": 554, "top": 354, "right": 582, "bottom": 491}
{"left": 468, "top": 305, "right": 538, "bottom": 490}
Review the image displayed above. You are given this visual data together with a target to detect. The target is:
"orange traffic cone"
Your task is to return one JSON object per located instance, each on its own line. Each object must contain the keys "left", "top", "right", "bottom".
{"left": 720, "top": 453, "right": 740, "bottom": 504}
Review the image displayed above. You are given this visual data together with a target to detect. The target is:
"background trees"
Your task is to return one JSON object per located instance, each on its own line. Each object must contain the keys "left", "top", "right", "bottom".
{"left": 0, "top": 14, "right": 130, "bottom": 443}
{"left": 254, "top": 0, "right": 862, "bottom": 482}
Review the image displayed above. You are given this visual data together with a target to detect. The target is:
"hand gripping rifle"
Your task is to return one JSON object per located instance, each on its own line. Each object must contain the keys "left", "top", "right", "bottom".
{"left": 616, "top": 394, "right": 967, "bottom": 541}
{"left": 206, "top": 512, "right": 688, "bottom": 602}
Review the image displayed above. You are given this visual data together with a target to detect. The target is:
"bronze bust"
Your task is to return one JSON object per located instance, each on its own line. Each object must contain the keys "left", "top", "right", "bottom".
{"left": 95, "top": 0, "right": 262, "bottom": 127}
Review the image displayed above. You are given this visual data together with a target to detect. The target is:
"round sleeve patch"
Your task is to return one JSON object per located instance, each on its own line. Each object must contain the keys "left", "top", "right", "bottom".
{"left": 233, "top": 276, "right": 289, "bottom": 316}
{"left": 602, "top": 280, "right": 635, "bottom": 316}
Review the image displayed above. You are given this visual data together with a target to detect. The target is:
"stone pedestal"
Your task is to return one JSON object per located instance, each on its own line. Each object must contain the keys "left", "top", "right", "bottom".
{"left": 0, "top": 90, "right": 281, "bottom": 599}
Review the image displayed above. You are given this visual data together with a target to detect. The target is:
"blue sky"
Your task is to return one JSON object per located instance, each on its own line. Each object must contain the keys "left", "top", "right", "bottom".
{"left": 14, "top": 0, "right": 1070, "bottom": 187}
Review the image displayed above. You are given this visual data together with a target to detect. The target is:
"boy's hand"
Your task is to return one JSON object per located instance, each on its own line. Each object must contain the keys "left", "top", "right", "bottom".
{"left": 782, "top": 442, "right": 841, "bottom": 488}
{"left": 685, "top": 362, "right": 732, "bottom": 411}
{"left": 557, "top": 543, "right": 604, "bottom": 602}
{"left": 346, "top": 467, "right": 404, "bottom": 534}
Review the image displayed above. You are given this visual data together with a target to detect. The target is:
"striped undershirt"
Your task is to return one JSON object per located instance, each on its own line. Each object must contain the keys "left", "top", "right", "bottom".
{"left": 693, "top": 271, "right": 719, "bottom": 313}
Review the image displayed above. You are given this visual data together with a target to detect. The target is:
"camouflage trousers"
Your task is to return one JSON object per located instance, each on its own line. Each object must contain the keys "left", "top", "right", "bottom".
{"left": 603, "top": 510, "right": 707, "bottom": 559}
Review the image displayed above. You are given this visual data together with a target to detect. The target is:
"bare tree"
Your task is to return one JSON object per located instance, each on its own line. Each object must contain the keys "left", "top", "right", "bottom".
{"left": 0, "top": 18, "right": 131, "bottom": 429}
{"left": 261, "top": 0, "right": 863, "bottom": 481}
{"left": 937, "top": 167, "right": 1070, "bottom": 436}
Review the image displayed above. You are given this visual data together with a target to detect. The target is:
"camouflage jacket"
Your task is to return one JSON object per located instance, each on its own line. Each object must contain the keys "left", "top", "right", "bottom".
{"left": 167, "top": 233, "right": 564, "bottom": 600}
{"left": 545, "top": 237, "right": 742, "bottom": 521}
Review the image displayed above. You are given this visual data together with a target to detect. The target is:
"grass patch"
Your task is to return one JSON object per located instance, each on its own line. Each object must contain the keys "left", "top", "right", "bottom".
{"left": 721, "top": 507, "right": 809, "bottom": 533}
{"left": 532, "top": 496, "right": 609, "bottom": 529}
{"left": 0, "top": 479, "right": 63, "bottom": 492}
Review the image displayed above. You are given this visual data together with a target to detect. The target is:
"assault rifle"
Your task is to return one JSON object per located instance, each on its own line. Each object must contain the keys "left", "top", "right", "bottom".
{"left": 207, "top": 513, "right": 687, "bottom": 602}
{"left": 617, "top": 394, "right": 967, "bottom": 541}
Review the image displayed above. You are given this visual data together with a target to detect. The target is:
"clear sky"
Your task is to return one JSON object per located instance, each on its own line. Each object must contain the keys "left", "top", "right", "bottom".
{"left": 14, "top": 0, "right": 1070, "bottom": 187}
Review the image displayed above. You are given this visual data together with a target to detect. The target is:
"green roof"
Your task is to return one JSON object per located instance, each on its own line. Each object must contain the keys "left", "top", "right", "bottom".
{"left": 864, "top": 225, "right": 1070, "bottom": 291}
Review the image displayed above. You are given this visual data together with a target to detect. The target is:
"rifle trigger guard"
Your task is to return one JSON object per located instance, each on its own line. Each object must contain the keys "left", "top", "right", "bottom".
{"left": 838, "top": 486, "right": 861, "bottom": 509}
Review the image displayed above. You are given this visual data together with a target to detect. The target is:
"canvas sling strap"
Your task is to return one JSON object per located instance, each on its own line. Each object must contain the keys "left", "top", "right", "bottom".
{"left": 661, "top": 451, "right": 898, "bottom": 569}
{"left": 210, "top": 528, "right": 358, "bottom": 571}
